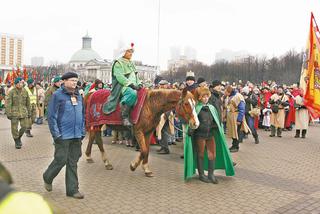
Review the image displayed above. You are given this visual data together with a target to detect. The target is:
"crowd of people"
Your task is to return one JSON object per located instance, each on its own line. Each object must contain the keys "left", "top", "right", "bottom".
{"left": 0, "top": 43, "right": 317, "bottom": 204}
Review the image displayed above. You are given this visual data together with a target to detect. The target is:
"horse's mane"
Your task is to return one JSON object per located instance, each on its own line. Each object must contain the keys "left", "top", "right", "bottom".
{"left": 147, "top": 89, "right": 182, "bottom": 107}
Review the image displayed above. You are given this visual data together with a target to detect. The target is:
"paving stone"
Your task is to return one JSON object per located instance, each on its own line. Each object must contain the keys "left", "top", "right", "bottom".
{"left": 1, "top": 115, "right": 320, "bottom": 213}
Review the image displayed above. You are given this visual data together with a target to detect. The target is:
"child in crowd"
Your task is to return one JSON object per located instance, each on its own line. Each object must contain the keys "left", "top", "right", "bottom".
{"left": 262, "top": 103, "right": 272, "bottom": 131}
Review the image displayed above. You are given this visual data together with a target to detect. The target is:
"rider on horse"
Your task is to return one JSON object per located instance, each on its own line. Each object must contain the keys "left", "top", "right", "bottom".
{"left": 103, "top": 42, "right": 142, "bottom": 126}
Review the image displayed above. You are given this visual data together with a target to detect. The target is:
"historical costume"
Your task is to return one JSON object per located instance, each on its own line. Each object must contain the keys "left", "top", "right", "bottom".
{"left": 103, "top": 43, "right": 142, "bottom": 126}
{"left": 36, "top": 83, "right": 45, "bottom": 124}
{"left": 294, "top": 90, "right": 309, "bottom": 138}
{"left": 269, "top": 87, "right": 289, "bottom": 137}
{"left": 242, "top": 86, "right": 260, "bottom": 144}
{"left": 184, "top": 87, "right": 235, "bottom": 182}
{"left": 226, "top": 86, "right": 249, "bottom": 152}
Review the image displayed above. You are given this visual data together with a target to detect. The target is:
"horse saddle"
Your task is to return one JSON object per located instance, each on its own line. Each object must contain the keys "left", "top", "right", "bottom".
{"left": 86, "top": 88, "right": 148, "bottom": 127}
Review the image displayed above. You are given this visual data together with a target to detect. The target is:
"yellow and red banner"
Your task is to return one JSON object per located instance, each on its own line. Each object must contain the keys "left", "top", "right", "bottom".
{"left": 300, "top": 12, "right": 320, "bottom": 118}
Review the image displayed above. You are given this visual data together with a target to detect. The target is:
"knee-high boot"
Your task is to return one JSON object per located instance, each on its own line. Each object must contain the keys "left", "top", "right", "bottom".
{"left": 208, "top": 159, "right": 218, "bottom": 184}
{"left": 197, "top": 156, "right": 209, "bottom": 183}
{"left": 277, "top": 128, "right": 282, "bottom": 137}
{"left": 120, "top": 104, "right": 132, "bottom": 126}
{"left": 269, "top": 125, "right": 276, "bottom": 137}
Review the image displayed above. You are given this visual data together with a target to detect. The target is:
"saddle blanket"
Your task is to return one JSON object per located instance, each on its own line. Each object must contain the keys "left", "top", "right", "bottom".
{"left": 86, "top": 88, "right": 148, "bottom": 127}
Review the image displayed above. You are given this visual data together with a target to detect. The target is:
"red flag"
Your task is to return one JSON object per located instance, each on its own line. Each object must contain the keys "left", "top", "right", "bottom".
{"left": 12, "top": 68, "right": 17, "bottom": 80}
{"left": 23, "top": 67, "right": 28, "bottom": 80}
{"left": 16, "top": 67, "right": 21, "bottom": 77}
{"left": 5, "top": 72, "right": 12, "bottom": 84}
{"left": 32, "top": 69, "right": 37, "bottom": 80}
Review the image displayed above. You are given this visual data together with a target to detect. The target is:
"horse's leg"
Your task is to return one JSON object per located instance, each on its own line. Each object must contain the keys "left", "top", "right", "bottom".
{"left": 141, "top": 133, "right": 153, "bottom": 177}
{"left": 95, "top": 128, "right": 113, "bottom": 170}
{"left": 130, "top": 130, "right": 145, "bottom": 172}
{"left": 85, "top": 130, "right": 95, "bottom": 163}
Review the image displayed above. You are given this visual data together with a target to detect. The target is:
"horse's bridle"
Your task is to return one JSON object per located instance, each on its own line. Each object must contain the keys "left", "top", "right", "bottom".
{"left": 176, "top": 96, "right": 196, "bottom": 123}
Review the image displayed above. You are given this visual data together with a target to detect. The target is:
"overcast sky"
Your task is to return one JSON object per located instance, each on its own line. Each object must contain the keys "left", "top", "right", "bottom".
{"left": 1, "top": 0, "right": 319, "bottom": 69}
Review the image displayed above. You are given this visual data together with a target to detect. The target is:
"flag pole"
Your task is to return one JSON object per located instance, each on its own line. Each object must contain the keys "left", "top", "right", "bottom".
{"left": 156, "top": 0, "right": 161, "bottom": 75}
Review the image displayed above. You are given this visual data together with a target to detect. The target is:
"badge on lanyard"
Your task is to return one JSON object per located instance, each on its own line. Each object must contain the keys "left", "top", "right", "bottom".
{"left": 71, "top": 96, "right": 78, "bottom": 106}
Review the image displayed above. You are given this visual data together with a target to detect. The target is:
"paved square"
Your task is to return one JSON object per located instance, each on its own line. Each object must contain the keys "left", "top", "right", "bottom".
{"left": 1, "top": 115, "right": 320, "bottom": 213}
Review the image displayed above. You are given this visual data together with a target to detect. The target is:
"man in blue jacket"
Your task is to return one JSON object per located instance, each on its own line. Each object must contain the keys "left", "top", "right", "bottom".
{"left": 43, "top": 72, "right": 85, "bottom": 199}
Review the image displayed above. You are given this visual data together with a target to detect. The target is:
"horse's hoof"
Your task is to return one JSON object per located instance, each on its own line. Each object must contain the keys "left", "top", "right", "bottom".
{"left": 145, "top": 172, "right": 154, "bottom": 177}
{"left": 86, "top": 159, "right": 94, "bottom": 163}
{"left": 130, "top": 164, "right": 136, "bottom": 171}
{"left": 105, "top": 164, "right": 113, "bottom": 170}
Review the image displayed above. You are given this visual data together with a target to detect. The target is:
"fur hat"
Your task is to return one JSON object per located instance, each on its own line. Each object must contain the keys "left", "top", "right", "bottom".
{"left": 116, "top": 42, "right": 134, "bottom": 59}
{"left": 195, "top": 86, "right": 211, "bottom": 101}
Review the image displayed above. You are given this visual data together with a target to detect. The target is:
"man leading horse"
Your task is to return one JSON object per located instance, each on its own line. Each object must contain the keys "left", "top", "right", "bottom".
{"left": 103, "top": 42, "right": 142, "bottom": 126}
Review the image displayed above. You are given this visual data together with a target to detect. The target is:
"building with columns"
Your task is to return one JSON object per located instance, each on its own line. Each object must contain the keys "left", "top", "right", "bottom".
{"left": 69, "top": 33, "right": 102, "bottom": 69}
{"left": 70, "top": 35, "right": 157, "bottom": 83}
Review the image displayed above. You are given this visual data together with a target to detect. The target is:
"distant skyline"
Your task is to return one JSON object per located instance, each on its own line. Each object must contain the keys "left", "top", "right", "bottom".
{"left": 1, "top": 0, "right": 319, "bottom": 70}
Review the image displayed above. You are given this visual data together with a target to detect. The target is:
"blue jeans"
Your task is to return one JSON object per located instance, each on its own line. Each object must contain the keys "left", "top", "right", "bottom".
{"left": 245, "top": 115, "right": 258, "bottom": 139}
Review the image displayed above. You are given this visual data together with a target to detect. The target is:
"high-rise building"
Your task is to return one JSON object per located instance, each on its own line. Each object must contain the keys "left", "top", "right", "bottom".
{"left": 0, "top": 33, "right": 23, "bottom": 67}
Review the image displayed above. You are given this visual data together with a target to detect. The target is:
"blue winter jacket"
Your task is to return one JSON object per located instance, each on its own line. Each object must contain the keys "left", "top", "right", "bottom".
{"left": 48, "top": 85, "right": 85, "bottom": 140}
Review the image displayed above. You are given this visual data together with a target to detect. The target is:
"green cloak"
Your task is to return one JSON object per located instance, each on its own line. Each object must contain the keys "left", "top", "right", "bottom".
{"left": 184, "top": 103, "right": 235, "bottom": 180}
{"left": 103, "top": 58, "right": 140, "bottom": 114}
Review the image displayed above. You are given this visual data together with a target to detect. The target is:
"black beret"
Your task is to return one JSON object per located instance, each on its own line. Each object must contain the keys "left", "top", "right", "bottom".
{"left": 61, "top": 72, "right": 78, "bottom": 80}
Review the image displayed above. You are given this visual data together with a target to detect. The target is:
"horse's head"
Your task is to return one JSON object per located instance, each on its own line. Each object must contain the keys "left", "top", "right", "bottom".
{"left": 175, "top": 88, "right": 199, "bottom": 129}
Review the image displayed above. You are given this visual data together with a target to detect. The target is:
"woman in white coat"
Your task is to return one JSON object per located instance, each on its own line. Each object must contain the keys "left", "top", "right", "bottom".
{"left": 294, "top": 89, "right": 309, "bottom": 138}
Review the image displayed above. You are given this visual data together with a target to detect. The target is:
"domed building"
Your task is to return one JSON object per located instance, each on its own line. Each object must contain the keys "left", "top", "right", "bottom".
{"left": 69, "top": 33, "right": 102, "bottom": 69}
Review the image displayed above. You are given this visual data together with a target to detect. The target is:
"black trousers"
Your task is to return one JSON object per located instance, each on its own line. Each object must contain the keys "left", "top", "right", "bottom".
{"left": 43, "top": 138, "right": 82, "bottom": 196}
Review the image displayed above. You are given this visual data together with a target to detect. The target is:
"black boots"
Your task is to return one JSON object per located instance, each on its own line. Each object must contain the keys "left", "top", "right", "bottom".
{"left": 14, "top": 138, "right": 22, "bottom": 149}
{"left": 302, "top": 129, "right": 307, "bottom": 138}
{"left": 254, "top": 135, "right": 260, "bottom": 144}
{"left": 208, "top": 160, "right": 218, "bottom": 184}
{"left": 25, "top": 130, "right": 33, "bottom": 138}
{"left": 229, "top": 139, "right": 239, "bottom": 153}
{"left": 277, "top": 128, "right": 282, "bottom": 137}
{"left": 294, "top": 130, "right": 306, "bottom": 138}
{"left": 120, "top": 105, "right": 132, "bottom": 126}
{"left": 269, "top": 125, "right": 276, "bottom": 137}
{"left": 197, "top": 157, "right": 209, "bottom": 183}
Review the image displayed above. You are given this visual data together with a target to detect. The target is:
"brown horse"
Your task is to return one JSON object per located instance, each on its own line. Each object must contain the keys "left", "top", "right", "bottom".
{"left": 84, "top": 92, "right": 114, "bottom": 170}
{"left": 86, "top": 88, "right": 199, "bottom": 177}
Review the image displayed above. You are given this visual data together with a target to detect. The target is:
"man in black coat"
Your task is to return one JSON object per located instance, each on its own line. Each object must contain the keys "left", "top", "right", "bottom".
{"left": 209, "top": 80, "right": 223, "bottom": 122}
